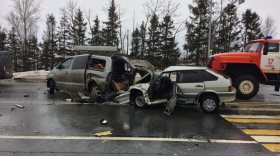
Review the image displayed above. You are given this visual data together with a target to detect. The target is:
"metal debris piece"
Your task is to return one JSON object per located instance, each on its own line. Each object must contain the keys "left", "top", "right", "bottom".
{"left": 100, "top": 119, "right": 108, "bottom": 125}
{"left": 34, "top": 131, "right": 40, "bottom": 134}
{"left": 14, "top": 104, "right": 24, "bottom": 108}
{"left": 24, "top": 95, "right": 29, "bottom": 97}
{"left": 47, "top": 102, "right": 55, "bottom": 105}
{"left": 10, "top": 108, "right": 16, "bottom": 111}
{"left": 94, "top": 131, "right": 112, "bottom": 137}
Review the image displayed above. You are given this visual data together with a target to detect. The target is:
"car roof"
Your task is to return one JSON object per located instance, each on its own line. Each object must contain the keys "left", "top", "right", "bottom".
{"left": 163, "top": 66, "right": 207, "bottom": 72}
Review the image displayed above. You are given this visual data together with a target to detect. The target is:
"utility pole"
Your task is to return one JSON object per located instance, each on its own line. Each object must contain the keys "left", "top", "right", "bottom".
{"left": 127, "top": 29, "right": 129, "bottom": 55}
{"left": 207, "top": 0, "right": 213, "bottom": 57}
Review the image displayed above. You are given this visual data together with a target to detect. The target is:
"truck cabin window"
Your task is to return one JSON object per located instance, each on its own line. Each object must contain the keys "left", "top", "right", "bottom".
{"left": 267, "top": 42, "right": 280, "bottom": 53}
{"left": 244, "top": 42, "right": 262, "bottom": 52}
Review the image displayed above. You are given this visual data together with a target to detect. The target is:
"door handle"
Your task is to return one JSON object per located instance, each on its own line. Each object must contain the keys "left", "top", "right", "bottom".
{"left": 195, "top": 85, "right": 203, "bottom": 88}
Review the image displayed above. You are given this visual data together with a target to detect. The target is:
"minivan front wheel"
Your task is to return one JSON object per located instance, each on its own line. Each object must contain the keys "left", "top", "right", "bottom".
{"left": 49, "top": 80, "right": 55, "bottom": 95}
{"left": 199, "top": 95, "right": 219, "bottom": 113}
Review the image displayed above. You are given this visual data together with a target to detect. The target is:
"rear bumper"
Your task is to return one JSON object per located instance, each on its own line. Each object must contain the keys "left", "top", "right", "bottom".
{"left": 217, "top": 88, "right": 236, "bottom": 103}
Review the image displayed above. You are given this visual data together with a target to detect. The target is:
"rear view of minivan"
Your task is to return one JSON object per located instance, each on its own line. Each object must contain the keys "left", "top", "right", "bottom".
{"left": 0, "top": 51, "right": 13, "bottom": 79}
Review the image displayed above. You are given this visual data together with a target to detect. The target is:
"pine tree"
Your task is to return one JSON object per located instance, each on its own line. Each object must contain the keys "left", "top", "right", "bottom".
{"left": 72, "top": 9, "right": 87, "bottom": 46}
{"left": 41, "top": 14, "right": 57, "bottom": 70}
{"left": 213, "top": 3, "right": 242, "bottom": 53}
{"left": 0, "top": 27, "right": 6, "bottom": 50}
{"left": 103, "top": 0, "right": 119, "bottom": 46}
{"left": 130, "top": 28, "right": 141, "bottom": 58}
{"left": 146, "top": 14, "right": 161, "bottom": 67}
{"left": 89, "top": 16, "right": 102, "bottom": 46}
{"left": 242, "top": 9, "right": 263, "bottom": 43}
{"left": 58, "top": 12, "right": 72, "bottom": 57}
{"left": 7, "top": 27, "right": 20, "bottom": 72}
{"left": 159, "top": 15, "right": 180, "bottom": 69}
{"left": 184, "top": 0, "right": 210, "bottom": 65}
{"left": 27, "top": 35, "right": 40, "bottom": 70}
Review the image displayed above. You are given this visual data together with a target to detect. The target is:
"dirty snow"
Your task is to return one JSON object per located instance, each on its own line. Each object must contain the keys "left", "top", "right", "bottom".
{"left": 13, "top": 70, "right": 49, "bottom": 80}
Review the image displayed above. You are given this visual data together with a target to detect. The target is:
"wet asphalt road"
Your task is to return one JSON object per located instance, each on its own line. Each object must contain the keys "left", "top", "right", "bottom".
{"left": 0, "top": 80, "right": 279, "bottom": 155}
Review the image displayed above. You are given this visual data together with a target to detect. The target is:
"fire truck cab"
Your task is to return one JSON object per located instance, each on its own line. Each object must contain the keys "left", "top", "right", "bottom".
{"left": 208, "top": 36, "right": 280, "bottom": 99}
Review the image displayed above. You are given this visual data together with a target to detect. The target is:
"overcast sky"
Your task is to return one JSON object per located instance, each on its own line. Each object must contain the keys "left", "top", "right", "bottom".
{"left": 0, "top": 0, "right": 279, "bottom": 50}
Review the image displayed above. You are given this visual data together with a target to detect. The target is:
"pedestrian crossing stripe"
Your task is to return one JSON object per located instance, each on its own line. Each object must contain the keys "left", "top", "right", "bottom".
{"left": 223, "top": 115, "right": 280, "bottom": 153}
{"left": 225, "top": 118, "right": 280, "bottom": 123}
{"left": 262, "top": 144, "right": 280, "bottom": 153}
{"left": 243, "top": 129, "right": 280, "bottom": 136}
{"left": 251, "top": 136, "right": 280, "bottom": 143}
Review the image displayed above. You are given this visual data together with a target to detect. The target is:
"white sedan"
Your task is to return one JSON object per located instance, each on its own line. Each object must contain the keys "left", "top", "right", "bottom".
{"left": 129, "top": 66, "right": 236, "bottom": 113}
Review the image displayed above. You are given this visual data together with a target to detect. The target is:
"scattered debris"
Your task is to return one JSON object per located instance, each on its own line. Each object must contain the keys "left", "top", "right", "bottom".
{"left": 14, "top": 104, "right": 24, "bottom": 109}
{"left": 100, "top": 119, "right": 108, "bottom": 125}
{"left": 43, "top": 93, "right": 47, "bottom": 94}
{"left": 65, "top": 99, "right": 72, "bottom": 102}
{"left": 10, "top": 108, "right": 16, "bottom": 111}
{"left": 34, "top": 131, "right": 40, "bottom": 134}
{"left": 271, "top": 94, "right": 280, "bottom": 97}
{"left": 94, "top": 131, "right": 112, "bottom": 137}
{"left": 230, "top": 105, "right": 238, "bottom": 108}
{"left": 47, "top": 102, "right": 55, "bottom": 105}
{"left": 24, "top": 95, "right": 29, "bottom": 97}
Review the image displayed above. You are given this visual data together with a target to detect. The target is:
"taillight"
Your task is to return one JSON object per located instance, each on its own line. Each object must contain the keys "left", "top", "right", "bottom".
{"left": 3, "top": 64, "right": 6, "bottom": 72}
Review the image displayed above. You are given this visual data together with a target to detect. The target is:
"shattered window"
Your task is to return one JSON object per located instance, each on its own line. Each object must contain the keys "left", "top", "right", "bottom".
{"left": 88, "top": 58, "right": 106, "bottom": 71}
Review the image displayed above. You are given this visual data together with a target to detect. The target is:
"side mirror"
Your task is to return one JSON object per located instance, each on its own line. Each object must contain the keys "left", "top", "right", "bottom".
{"left": 263, "top": 42, "right": 269, "bottom": 55}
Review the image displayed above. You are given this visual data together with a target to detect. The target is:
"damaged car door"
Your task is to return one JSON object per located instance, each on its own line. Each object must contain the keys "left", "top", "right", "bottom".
{"left": 67, "top": 55, "right": 90, "bottom": 92}
{"left": 176, "top": 70, "right": 205, "bottom": 104}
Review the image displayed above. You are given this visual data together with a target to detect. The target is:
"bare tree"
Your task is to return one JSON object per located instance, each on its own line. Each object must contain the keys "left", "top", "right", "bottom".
{"left": 60, "top": 0, "right": 78, "bottom": 48}
{"left": 6, "top": 0, "right": 41, "bottom": 71}
{"left": 261, "top": 16, "right": 277, "bottom": 37}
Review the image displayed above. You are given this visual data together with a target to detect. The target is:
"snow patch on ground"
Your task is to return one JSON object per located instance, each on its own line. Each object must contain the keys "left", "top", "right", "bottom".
{"left": 13, "top": 70, "right": 49, "bottom": 80}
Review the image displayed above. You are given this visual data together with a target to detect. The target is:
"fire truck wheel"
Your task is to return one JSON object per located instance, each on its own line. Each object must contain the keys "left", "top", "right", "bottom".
{"left": 234, "top": 75, "right": 259, "bottom": 100}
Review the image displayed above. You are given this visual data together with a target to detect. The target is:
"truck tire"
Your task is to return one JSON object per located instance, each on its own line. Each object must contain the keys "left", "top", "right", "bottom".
{"left": 234, "top": 75, "right": 259, "bottom": 100}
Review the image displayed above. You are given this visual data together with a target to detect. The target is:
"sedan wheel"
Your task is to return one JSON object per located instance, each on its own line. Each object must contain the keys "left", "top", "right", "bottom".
{"left": 200, "top": 95, "right": 219, "bottom": 113}
{"left": 133, "top": 93, "right": 147, "bottom": 108}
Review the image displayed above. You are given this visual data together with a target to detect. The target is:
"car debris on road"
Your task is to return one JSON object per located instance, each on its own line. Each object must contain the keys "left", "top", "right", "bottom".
{"left": 14, "top": 104, "right": 24, "bottom": 108}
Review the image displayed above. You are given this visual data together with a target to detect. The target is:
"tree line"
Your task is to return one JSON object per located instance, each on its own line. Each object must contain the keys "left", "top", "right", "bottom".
{"left": 0, "top": 0, "right": 277, "bottom": 71}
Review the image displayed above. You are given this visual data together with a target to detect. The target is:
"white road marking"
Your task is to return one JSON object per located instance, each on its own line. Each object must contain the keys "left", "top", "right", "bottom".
{"left": 0, "top": 135, "right": 257, "bottom": 144}
{"left": 224, "top": 107, "right": 280, "bottom": 112}
{"left": 221, "top": 115, "right": 280, "bottom": 119}
{"left": 251, "top": 136, "right": 280, "bottom": 143}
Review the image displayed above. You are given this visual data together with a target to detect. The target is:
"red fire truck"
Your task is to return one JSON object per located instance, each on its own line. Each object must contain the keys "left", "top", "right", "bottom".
{"left": 208, "top": 36, "right": 280, "bottom": 99}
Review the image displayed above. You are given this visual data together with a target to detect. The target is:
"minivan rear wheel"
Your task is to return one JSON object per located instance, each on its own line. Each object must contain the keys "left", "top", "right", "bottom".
{"left": 199, "top": 95, "right": 219, "bottom": 113}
